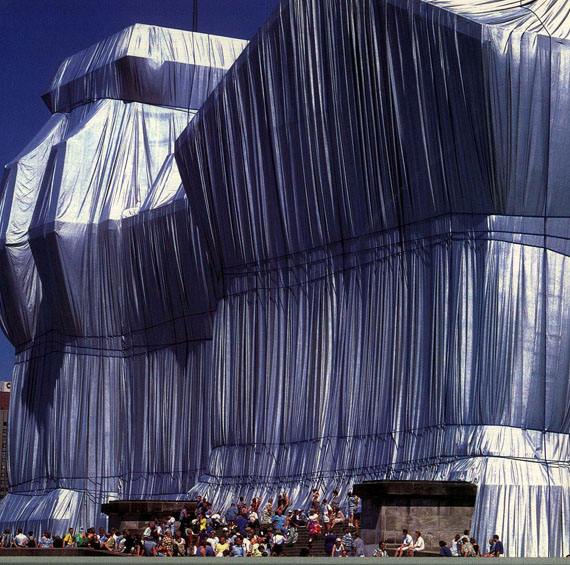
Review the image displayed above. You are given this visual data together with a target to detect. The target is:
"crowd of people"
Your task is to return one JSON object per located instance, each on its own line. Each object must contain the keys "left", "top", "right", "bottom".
{"left": 0, "top": 489, "right": 364, "bottom": 557}
{"left": 0, "top": 491, "right": 508, "bottom": 558}
{"left": 370, "top": 528, "right": 504, "bottom": 558}
{"left": 438, "top": 533, "right": 504, "bottom": 558}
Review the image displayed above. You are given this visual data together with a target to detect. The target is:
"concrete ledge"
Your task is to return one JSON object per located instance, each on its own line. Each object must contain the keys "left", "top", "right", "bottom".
{"left": 0, "top": 548, "right": 124, "bottom": 557}
{"left": 0, "top": 558, "right": 563, "bottom": 564}
{"left": 354, "top": 480, "right": 477, "bottom": 501}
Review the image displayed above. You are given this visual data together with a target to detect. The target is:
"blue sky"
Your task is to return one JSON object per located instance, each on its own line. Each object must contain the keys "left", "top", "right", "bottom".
{"left": 0, "top": 0, "right": 279, "bottom": 380}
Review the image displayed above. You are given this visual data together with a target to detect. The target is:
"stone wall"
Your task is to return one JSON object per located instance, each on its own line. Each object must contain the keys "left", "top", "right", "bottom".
{"left": 354, "top": 481, "right": 477, "bottom": 549}
{"left": 102, "top": 500, "right": 195, "bottom": 534}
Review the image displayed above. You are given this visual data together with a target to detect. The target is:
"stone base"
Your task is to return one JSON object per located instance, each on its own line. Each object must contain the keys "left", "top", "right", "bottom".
{"left": 101, "top": 500, "right": 196, "bottom": 534}
{"left": 354, "top": 480, "right": 477, "bottom": 549}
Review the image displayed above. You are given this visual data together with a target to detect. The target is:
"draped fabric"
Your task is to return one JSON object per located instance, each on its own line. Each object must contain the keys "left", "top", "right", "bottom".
{"left": 0, "top": 24, "right": 247, "bottom": 531}
{"left": 1, "top": 0, "right": 570, "bottom": 557}
{"left": 173, "top": 0, "right": 570, "bottom": 557}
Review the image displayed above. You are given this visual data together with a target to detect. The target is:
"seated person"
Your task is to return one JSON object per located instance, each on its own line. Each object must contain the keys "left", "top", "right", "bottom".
{"left": 407, "top": 531, "right": 425, "bottom": 556}
{"left": 373, "top": 541, "right": 388, "bottom": 557}
{"left": 394, "top": 529, "right": 413, "bottom": 557}
{"left": 13, "top": 529, "right": 28, "bottom": 548}
{"left": 439, "top": 540, "right": 452, "bottom": 557}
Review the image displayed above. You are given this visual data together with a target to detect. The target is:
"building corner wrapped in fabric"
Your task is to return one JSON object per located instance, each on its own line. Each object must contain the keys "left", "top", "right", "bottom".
{"left": 1, "top": 0, "right": 570, "bottom": 557}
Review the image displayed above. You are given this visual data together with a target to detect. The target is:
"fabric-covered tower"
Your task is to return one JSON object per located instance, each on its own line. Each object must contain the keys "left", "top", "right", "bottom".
{"left": 175, "top": 0, "right": 570, "bottom": 557}
{"left": 1, "top": 0, "right": 570, "bottom": 557}
{"left": 0, "top": 23, "right": 246, "bottom": 530}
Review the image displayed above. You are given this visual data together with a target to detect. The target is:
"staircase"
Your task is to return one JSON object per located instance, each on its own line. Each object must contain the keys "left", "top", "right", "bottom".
{"left": 281, "top": 524, "right": 355, "bottom": 557}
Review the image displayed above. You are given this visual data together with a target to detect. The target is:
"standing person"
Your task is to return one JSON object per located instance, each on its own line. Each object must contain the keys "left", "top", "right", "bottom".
{"left": 236, "top": 513, "right": 248, "bottom": 536}
{"left": 342, "top": 527, "right": 354, "bottom": 555}
{"left": 179, "top": 506, "right": 189, "bottom": 531}
{"left": 311, "top": 489, "right": 320, "bottom": 506}
{"left": 260, "top": 500, "right": 274, "bottom": 526}
{"left": 322, "top": 499, "right": 332, "bottom": 532}
{"left": 324, "top": 530, "right": 338, "bottom": 556}
{"left": 407, "top": 531, "right": 425, "bottom": 556}
{"left": 347, "top": 491, "right": 357, "bottom": 527}
{"left": 248, "top": 506, "right": 260, "bottom": 529}
{"left": 307, "top": 512, "right": 322, "bottom": 543}
{"left": 287, "top": 510, "right": 302, "bottom": 545}
{"left": 353, "top": 532, "right": 365, "bottom": 556}
{"left": 353, "top": 495, "right": 361, "bottom": 531}
{"left": 63, "top": 527, "right": 75, "bottom": 548}
{"left": 331, "top": 490, "right": 341, "bottom": 508}
{"left": 394, "top": 529, "right": 413, "bottom": 557}
{"left": 331, "top": 538, "right": 345, "bottom": 557}
{"left": 271, "top": 509, "right": 287, "bottom": 533}
{"left": 226, "top": 502, "right": 238, "bottom": 528}
{"left": 272, "top": 529, "right": 287, "bottom": 556}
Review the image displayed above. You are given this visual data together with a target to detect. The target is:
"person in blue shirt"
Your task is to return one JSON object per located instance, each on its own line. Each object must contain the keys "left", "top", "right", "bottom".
{"left": 353, "top": 496, "right": 361, "bottom": 531}
{"left": 236, "top": 514, "right": 249, "bottom": 535}
{"left": 198, "top": 541, "right": 214, "bottom": 557}
{"left": 226, "top": 503, "right": 238, "bottom": 527}
{"left": 439, "top": 540, "right": 452, "bottom": 556}
{"left": 271, "top": 510, "right": 287, "bottom": 533}
{"left": 232, "top": 536, "right": 247, "bottom": 557}
{"left": 492, "top": 535, "right": 504, "bottom": 557}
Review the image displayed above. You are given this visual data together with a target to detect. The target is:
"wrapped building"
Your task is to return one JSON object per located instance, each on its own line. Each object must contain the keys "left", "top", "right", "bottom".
{"left": 2, "top": 0, "right": 570, "bottom": 556}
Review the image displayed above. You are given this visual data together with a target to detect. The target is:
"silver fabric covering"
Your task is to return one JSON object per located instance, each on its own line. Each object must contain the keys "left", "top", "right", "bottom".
{"left": 0, "top": 23, "right": 246, "bottom": 530}
{"left": 1, "top": 0, "right": 570, "bottom": 557}
{"left": 174, "top": 0, "right": 570, "bottom": 557}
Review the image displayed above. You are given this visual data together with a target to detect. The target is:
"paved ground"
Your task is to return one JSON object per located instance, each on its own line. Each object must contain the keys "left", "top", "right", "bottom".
{"left": 0, "top": 558, "right": 568, "bottom": 564}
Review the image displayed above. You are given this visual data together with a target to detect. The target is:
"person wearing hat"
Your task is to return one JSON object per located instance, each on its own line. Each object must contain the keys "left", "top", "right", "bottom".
{"left": 331, "top": 537, "right": 345, "bottom": 557}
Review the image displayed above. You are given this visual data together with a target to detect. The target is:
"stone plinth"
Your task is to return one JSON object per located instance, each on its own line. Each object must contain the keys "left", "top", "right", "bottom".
{"left": 102, "top": 500, "right": 196, "bottom": 534}
{"left": 354, "top": 480, "right": 477, "bottom": 549}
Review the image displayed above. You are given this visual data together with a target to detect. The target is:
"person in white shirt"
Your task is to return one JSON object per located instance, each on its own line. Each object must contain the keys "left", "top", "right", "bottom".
{"left": 407, "top": 531, "right": 425, "bottom": 556}
{"left": 394, "top": 529, "right": 413, "bottom": 557}
{"left": 207, "top": 534, "right": 219, "bottom": 550}
{"left": 451, "top": 533, "right": 462, "bottom": 556}
{"left": 143, "top": 522, "right": 160, "bottom": 540}
{"left": 373, "top": 541, "right": 388, "bottom": 557}
{"left": 13, "top": 529, "right": 28, "bottom": 547}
